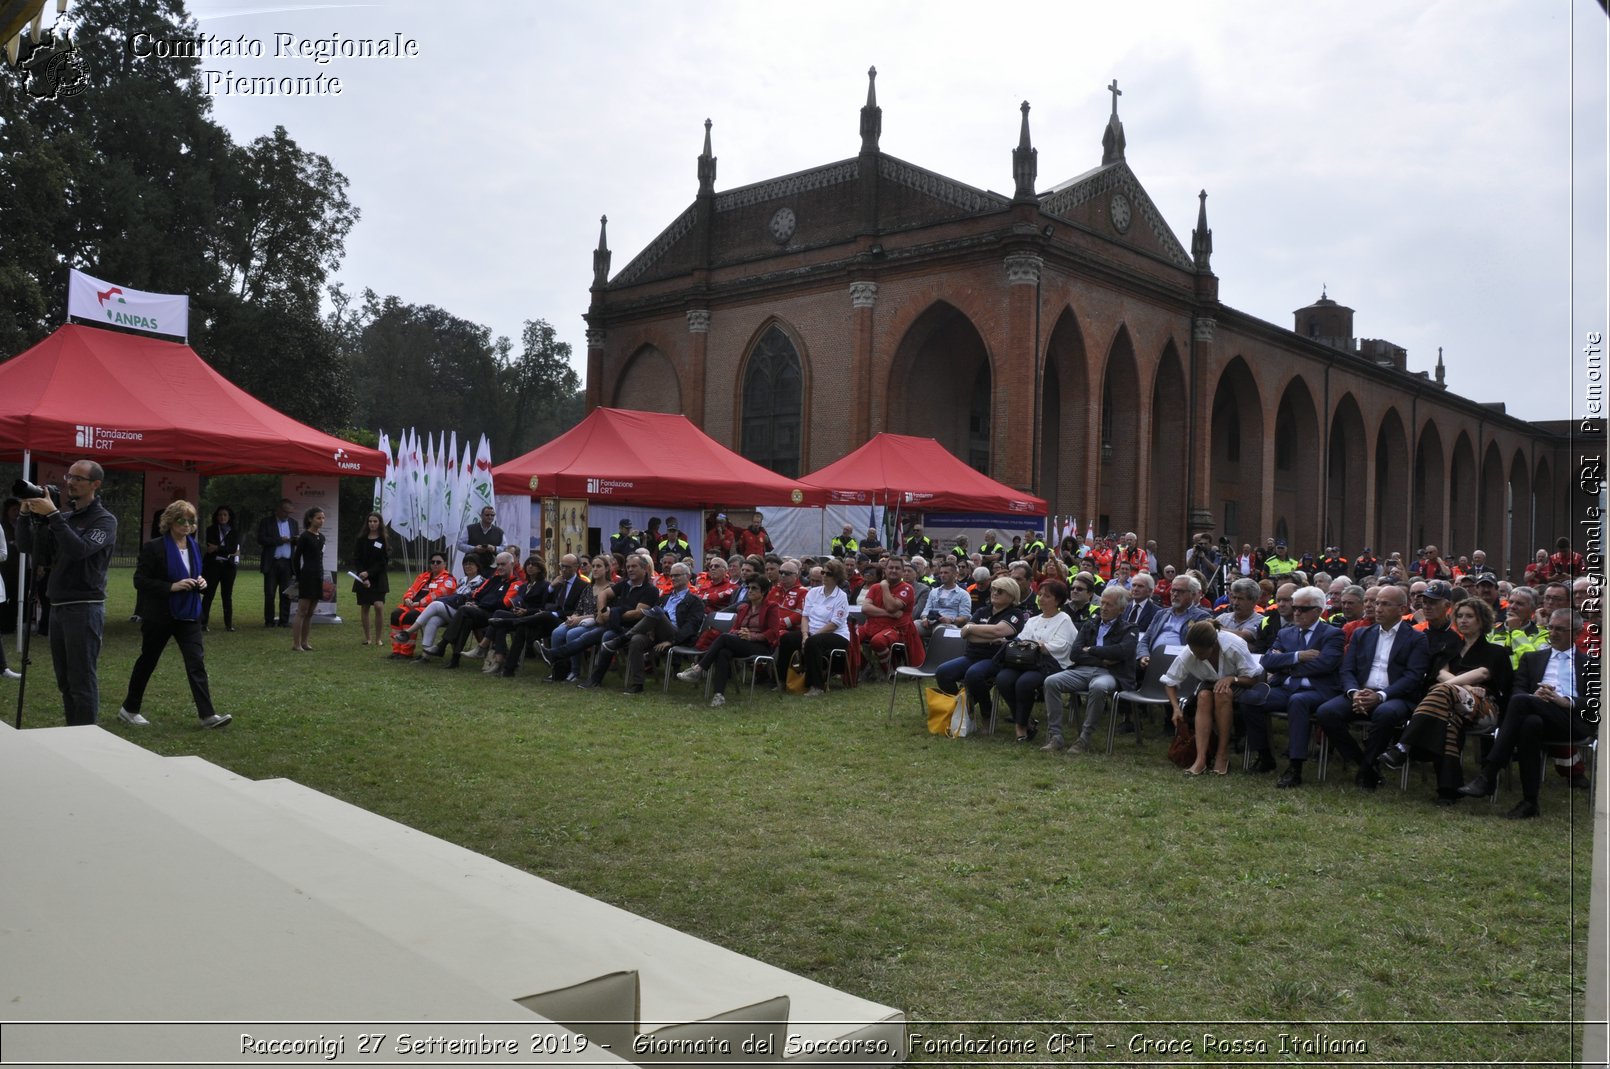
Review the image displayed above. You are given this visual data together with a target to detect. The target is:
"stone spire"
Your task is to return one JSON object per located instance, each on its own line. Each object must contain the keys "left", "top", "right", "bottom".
{"left": 1101, "top": 78, "right": 1126, "bottom": 166}
{"left": 1012, "top": 101, "right": 1037, "bottom": 202}
{"left": 1435, "top": 346, "right": 1446, "bottom": 387}
{"left": 859, "top": 66, "right": 881, "bottom": 153}
{"left": 1191, "top": 190, "right": 1213, "bottom": 272}
{"left": 697, "top": 118, "right": 716, "bottom": 194}
{"left": 592, "top": 215, "right": 611, "bottom": 288}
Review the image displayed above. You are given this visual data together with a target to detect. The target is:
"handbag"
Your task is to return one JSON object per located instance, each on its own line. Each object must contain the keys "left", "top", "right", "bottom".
{"left": 1166, "top": 714, "right": 1200, "bottom": 769}
{"left": 924, "top": 688, "right": 957, "bottom": 734}
{"left": 785, "top": 653, "right": 807, "bottom": 695}
{"left": 946, "top": 690, "right": 979, "bottom": 738}
{"left": 997, "top": 639, "right": 1041, "bottom": 671}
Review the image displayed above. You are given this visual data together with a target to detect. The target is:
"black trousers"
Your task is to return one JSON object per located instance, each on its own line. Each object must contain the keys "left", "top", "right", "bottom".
{"left": 777, "top": 630, "right": 848, "bottom": 689}
{"left": 1482, "top": 694, "right": 1593, "bottom": 802}
{"left": 262, "top": 558, "right": 293, "bottom": 625}
{"left": 699, "top": 634, "right": 773, "bottom": 695}
{"left": 121, "top": 616, "right": 216, "bottom": 720}
{"left": 443, "top": 604, "right": 494, "bottom": 652}
{"left": 202, "top": 561, "right": 236, "bottom": 628}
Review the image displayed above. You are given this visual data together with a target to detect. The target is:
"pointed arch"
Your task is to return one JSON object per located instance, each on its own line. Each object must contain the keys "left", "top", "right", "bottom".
{"left": 1508, "top": 449, "right": 1531, "bottom": 579}
{"left": 736, "top": 320, "right": 805, "bottom": 478}
{"left": 1150, "top": 341, "right": 1189, "bottom": 556}
{"left": 1209, "top": 357, "right": 1264, "bottom": 543}
{"left": 1096, "top": 325, "right": 1140, "bottom": 535}
{"left": 1413, "top": 421, "right": 1447, "bottom": 552}
{"left": 1327, "top": 394, "right": 1367, "bottom": 553}
{"left": 1449, "top": 432, "right": 1478, "bottom": 553}
{"left": 1039, "top": 307, "right": 1089, "bottom": 521}
{"left": 1533, "top": 455, "right": 1556, "bottom": 552}
{"left": 613, "top": 344, "right": 681, "bottom": 413}
{"left": 1479, "top": 441, "right": 1506, "bottom": 563}
{"left": 1273, "top": 377, "right": 1320, "bottom": 553}
{"left": 1374, "top": 408, "right": 1409, "bottom": 553}
{"left": 886, "top": 301, "right": 993, "bottom": 473}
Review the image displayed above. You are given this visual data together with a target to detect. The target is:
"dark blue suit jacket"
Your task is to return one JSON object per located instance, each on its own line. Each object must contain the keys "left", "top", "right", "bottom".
{"left": 1340, "top": 623, "right": 1430, "bottom": 704}
{"left": 1261, "top": 619, "right": 1345, "bottom": 699}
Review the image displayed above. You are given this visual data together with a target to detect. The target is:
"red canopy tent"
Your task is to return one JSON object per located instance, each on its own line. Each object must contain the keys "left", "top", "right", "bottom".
{"left": 492, "top": 407, "right": 821, "bottom": 506}
{"left": 801, "top": 433, "right": 1046, "bottom": 516}
{"left": 0, "top": 325, "right": 383, "bottom": 475}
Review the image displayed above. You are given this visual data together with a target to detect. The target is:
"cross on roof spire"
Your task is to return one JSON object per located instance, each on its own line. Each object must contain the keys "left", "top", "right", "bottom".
{"left": 1107, "top": 78, "right": 1122, "bottom": 116}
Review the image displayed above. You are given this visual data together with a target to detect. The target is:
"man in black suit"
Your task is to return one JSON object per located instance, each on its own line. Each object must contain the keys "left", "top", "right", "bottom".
{"left": 1459, "top": 609, "right": 1599, "bottom": 817}
{"left": 1313, "top": 584, "right": 1430, "bottom": 790}
{"left": 256, "top": 498, "right": 298, "bottom": 627}
{"left": 1242, "top": 586, "right": 1346, "bottom": 787}
{"left": 1042, "top": 585, "right": 1139, "bottom": 754}
{"left": 1124, "top": 572, "right": 1161, "bottom": 632}
{"left": 615, "top": 562, "right": 704, "bottom": 694}
{"left": 500, "top": 554, "right": 586, "bottom": 676}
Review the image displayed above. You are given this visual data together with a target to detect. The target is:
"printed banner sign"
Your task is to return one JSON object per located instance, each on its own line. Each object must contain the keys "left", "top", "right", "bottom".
{"left": 67, "top": 268, "right": 189, "bottom": 340}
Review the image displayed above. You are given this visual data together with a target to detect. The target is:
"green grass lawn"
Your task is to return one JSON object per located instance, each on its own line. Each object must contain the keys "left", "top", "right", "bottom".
{"left": 7, "top": 571, "right": 1595, "bottom": 1064}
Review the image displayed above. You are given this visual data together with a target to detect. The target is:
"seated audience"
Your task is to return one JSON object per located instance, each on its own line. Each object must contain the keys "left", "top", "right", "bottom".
{"left": 678, "top": 577, "right": 782, "bottom": 707}
{"left": 933, "top": 577, "right": 1030, "bottom": 726}
{"left": 1242, "top": 585, "right": 1345, "bottom": 788}
{"left": 995, "top": 579, "right": 1076, "bottom": 742}
{"left": 1042, "top": 584, "right": 1138, "bottom": 754}
{"left": 1163, "top": 620, "right": 1264, "bottom": 776}
{"left": 776, "top": 557, "right": 852, "bottom": 696}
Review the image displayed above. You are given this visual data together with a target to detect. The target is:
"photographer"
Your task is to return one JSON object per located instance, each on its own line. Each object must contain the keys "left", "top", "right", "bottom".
{"left": 1187, "top": 533, "right": 1221, "bottom": 576}
{"left": 15, "top": 461, "right": 117, "bottom": 726}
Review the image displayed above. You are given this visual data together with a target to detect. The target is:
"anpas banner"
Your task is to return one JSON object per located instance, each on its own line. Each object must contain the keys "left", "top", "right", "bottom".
{"left": 67, "top": 268, "right": 189, "bottom": 340}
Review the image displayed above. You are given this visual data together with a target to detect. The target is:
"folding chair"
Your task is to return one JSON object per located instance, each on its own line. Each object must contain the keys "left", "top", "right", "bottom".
{"left": 662, "top": 612, "right": 732, "bottom": 693}
{"left": 1109, "top": 651, "right": 1177, "bottom": 754}
{"left": 888, "top": 628, "right": 965, "bottom": 721}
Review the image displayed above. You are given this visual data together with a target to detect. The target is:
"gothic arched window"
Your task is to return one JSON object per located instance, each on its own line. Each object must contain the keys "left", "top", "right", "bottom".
{"left": 741, "top": 325, "right": 803, "bottom": 478}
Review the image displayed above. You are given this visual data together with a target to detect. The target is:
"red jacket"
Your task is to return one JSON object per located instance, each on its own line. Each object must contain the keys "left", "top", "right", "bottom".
{"left": 736, "top": 525, "right": 773, "bottom": 557}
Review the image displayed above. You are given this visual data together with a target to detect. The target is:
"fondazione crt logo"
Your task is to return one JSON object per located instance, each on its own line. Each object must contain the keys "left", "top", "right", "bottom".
{"left": 75, "top": 425, "right": 144, "bottom": 451}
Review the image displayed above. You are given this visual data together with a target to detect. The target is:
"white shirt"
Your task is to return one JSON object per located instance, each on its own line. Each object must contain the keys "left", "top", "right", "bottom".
{"left": 1364, "top": 624, "right": 1400, "bottom": 693}
{"left": 801, "top": 585, "right": 849, "bottom": 637}
{"left": 1541, "top": 646, "right": 1576, "bottom": 702}
{"left": 1162, "top": 631, "right": 1262, "bottom": 687}
{"left": 1020, "top": 611, "right": 1077, "bottom": 669}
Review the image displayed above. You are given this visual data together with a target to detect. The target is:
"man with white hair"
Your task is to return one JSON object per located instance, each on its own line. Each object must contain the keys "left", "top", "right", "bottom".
{"left": 1241, "top": 585, "right": 1345, "bottom": 787}
{"left": 1042, "top": 584, "right": 1139, "bottom": 754}
{"left": 1137, "top": 574, "right": 1211, "bottom": 668}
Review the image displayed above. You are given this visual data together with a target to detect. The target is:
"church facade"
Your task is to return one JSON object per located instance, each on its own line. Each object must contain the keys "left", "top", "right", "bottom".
{"left": 583, "top": 73, "right": 1570, "bottom": 576}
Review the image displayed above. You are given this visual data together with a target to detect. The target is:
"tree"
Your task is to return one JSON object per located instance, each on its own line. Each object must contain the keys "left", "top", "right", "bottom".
{"left": 346, "top": 293, "right": 503, "bottom": 443}
{"left": 495, "top": 319, "right": 583, "bottom": 458}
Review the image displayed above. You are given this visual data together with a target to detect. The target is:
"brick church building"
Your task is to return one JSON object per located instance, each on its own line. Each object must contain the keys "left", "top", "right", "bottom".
{"left": 583, "top": 72, "right": 1570, "bottom": 575}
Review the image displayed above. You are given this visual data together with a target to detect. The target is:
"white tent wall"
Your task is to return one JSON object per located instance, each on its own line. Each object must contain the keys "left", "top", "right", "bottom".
{"left": 764, "top": 505, "right": 884, "bottom": 559}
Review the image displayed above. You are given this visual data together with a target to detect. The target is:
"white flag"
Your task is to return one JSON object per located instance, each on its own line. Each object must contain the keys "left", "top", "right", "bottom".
{"left": 471, "top": 435, "right": 494, "bottom": 515}
{"left": 67, "top": 268, "right": 190, "bottom": 340}
{"left": 451, "top": 440, "right": 475, "bottom": 551}
{"left": 375, "top": 430, "right": 393, "bottom": 518}
{"left": 395, "top": 429, "right": 419, "bottom": 539}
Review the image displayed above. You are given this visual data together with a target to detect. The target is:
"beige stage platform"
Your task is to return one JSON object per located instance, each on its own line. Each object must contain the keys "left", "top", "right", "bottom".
{"left": 0, "top": 722, "right": 904, "bottom": 1066}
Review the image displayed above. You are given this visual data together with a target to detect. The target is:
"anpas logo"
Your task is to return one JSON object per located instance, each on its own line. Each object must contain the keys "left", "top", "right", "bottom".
{"left": 331, "top": 447, "right": 361, "bottom": 472}
{"left": 75, "top": 424, "right": 144, "bottom": 450}
{"left": 293, "top": 481, "right": 330, "bottom": 500}
{"left": 96, "top": 286, "right": 161, "bottom": 331}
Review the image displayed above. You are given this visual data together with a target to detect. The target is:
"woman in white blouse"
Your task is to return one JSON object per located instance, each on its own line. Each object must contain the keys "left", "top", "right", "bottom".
{"left": 1163, "top": 619, "right": 1263, "bottom": 775}
{"left": 995, "top": 578, "right": 1078, "bottom": 742}
{"left": 780, "top": 557, "right": 851, "bottom": 696}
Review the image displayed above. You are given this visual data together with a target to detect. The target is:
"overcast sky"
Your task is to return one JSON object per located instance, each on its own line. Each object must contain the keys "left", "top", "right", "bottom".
{"left": 162, "top": 0, "right": 1608, "bottom": 425}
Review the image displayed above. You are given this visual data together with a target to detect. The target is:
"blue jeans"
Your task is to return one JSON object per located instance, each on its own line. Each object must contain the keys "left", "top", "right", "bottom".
{"left": 935, "top": 653, "right": 999, "bottom": 716}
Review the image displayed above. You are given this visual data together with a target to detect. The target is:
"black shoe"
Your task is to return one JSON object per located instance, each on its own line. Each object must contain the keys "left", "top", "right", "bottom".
{"left": 225, "top": 626, "right": 237, "bottom": 632}
{"left": 1116, "top": 719, "right": 1136, "bottom": 735}
{"left": 1276, "top": 767, "right": 1303, "bottom": 789}
{"left": 1457, "top": 772, "right": 1492, "bottom": 798}
{"left": 1355, "top": 767, "right": 1382, "bottom": 792}
{"left": 542, "top": 674, "right": 566, "bottom": 684}
{"left": 1570, "top": 775, "right": 1590, "bottom": 790}
{"left": 535, "top": 645, "right": 552, "bottom": 665}
{"left": 577, "top": 679, "right": 600, "bottom": 690}
{"left": 1249, "top": 754, "right": 1278, "bottom": 774}
{"left": 1504, "top": 800, "right": 1540, "bottom": 819}
{"left": 624, "top": 685, "right": 644, "bottom": 694}
{"left": 1379, "top": 744, "right": 1408, "bottom": 771}
{"left": 1433, "top": 794, "right": 1460, "bottom": 807}
{"left": 444, "top": 655, "right": 460, "bottom": 669}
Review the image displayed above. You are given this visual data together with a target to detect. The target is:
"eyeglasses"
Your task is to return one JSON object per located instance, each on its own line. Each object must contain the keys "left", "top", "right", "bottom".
{"left": 1294, "top": 604, "right": 1322, "bottom": 614}
{"left": 174, "top": 518, "right": 197, "bottom": 527}
{"left": 430, "top": 559, "right": 446, "bottom": 565}
{"left": 780, "top": 569, "right": 799, "bottom": 576}
{"left": 63, "top": 473, "right": 95, "bottom": 483}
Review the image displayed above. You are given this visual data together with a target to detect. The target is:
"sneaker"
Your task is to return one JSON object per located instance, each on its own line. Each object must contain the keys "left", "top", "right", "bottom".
{"left": 1, "top": 668, "right": 20, "bottom": 680}
{"left": 1379, "top": 744, "right": 1409, "bottom": 771}
{"left": 804, "top": 687, "right": 825, "bottom": 697}
{"left": 481, "top": 653, "right": 504, "bottom": 674}
{"left": 677, "top": 664, "right": 705, "bottom": 683}
{"left": 710, "top": 693, "right": 726, "bottom": 708}
{"left": 199, "top": 713, "right": 232, "bottom": 729}
{"left": 1040, "top": 737, "right": 1067, "bottom": 753}
{"left": 535, "top": 644, "right": 553, "bottom": 666}
{"left": 601, "top": 637, "right": 621, "bottom": 653}
{"left": 464, "top": 645, "right": 486, "bottom": 659}
{"left": 117, "top": 707, "right": 150, "bottom": 727}
{"left": 1069, "top": 735, "right": 1092, "bottom": 755}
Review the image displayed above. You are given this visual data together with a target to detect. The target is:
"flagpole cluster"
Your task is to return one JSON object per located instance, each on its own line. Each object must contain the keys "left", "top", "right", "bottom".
{"left": 373, "top": 429, "right": 494, "bottom": 574}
